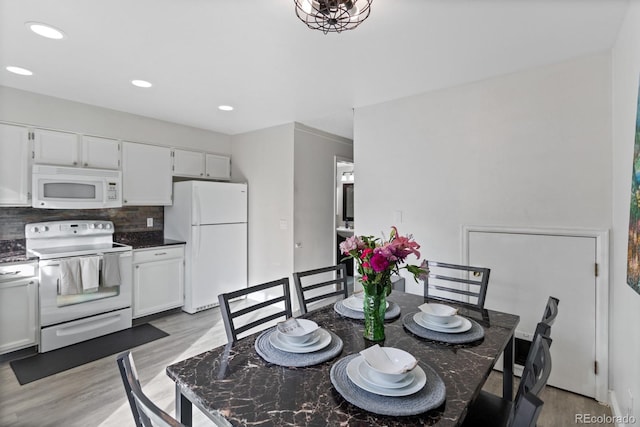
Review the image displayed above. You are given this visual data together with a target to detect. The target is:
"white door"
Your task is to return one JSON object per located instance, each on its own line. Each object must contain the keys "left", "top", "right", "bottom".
{"left": 0, "top": 123, "right": 30, "bottom": 206}
{"left": 81, "top": 135, "right": 120, "bottom": 169}
{"left": 190, "top": 223, "right": 247, "bottom": 310}
{"left": 192, "top": 181, "right": 247, "bottom": 225}
{"left": 468, "top": 230, "right": 597, "bottom": 398}
{"left": 173, "top": 149, "right": 204, "bottom": 177}
{"left": 204, "top": 153, "right": 231, "bottom": 180}
{"left": 122, "top": 141, "right": 172, "bottom": 205}
{"left": 33, "top": 129, "right": 79, "bottom": 166}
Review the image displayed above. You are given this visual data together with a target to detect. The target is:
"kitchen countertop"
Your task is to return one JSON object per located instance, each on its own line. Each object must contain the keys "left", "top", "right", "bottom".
{"left": 0, "top": 232, "right": 186, "bottom": 264}
{"left": 114, "top": 231, "right": 185, "bottom": 250}
{"left": 0, "top": 239, "right": 36, "bottom": 264}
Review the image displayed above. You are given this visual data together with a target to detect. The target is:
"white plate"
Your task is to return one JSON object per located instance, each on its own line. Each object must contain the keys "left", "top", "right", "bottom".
{"left": 346, "top": 356, "right": 427, "bottom": 397}
{"left": 418, "top": 314, "right": 463, "bottom": 329}
{"left": 342, "top": 296, "right": 390, "bottom": 312}
{"left": 269, "top": 328, "right": 332, "bottom": 353}
{"left": 413, "top": 313, "right": 472, "bottom": 334}
{"left": 357, "top": 360, "right": 415, "bottom": 389}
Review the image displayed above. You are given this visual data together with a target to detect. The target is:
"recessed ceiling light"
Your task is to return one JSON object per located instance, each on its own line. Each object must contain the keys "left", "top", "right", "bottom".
{"left": 218, "top": 105, "right": 234, "bottom": 111}
{"left": 26, "top": 22, "right": 66, "bottom": 40}
{"left": 6, "top": 66, "right": 33, "bottom": 76}
{"left": 131, "top": 80, "right": 152, "bottom": 88}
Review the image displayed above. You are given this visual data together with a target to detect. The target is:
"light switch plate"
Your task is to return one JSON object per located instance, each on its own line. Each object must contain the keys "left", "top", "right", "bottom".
{"left": 147, "top": 217, "right": 153, "bottom": 227}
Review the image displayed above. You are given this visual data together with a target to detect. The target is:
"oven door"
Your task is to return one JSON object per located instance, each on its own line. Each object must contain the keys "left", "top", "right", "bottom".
{"left": 39, "top": 251, "right": 132, "bottom": 327}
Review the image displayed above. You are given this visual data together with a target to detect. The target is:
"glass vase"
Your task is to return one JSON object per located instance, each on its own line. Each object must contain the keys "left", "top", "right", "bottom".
{"left": 362, "top": 282, "right": 387, "bottom": 342}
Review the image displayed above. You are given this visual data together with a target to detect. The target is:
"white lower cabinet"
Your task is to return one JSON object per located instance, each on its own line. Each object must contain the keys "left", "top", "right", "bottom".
{"left": 0, "top": 262, "right": 38, "bottom": 354}
{"left": 132, "top": 245, "right": 184, "bottom": 318}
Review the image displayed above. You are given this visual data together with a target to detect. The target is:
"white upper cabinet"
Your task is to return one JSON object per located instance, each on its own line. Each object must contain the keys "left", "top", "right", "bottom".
{"left": 172, "top": 148, "right": 230, "bottom": 181}
{"left": 122, "top": 141, "right": 173, "bottom": 206}
{"left": 33, "top": 129, "right": 79, "bottom": 167}
{"left": 0, "top": 123, "right": 31, "bottom": 206}
{"left": 205, "top": 153, "right": 231, "bottom": 180}
{"left": 81, "top": 135, "right": 121, "bottom": 169}
{"left": 173, "top": 149, "right": 205, "bottom": 177}
{"left": 33, "top": 129, "right": 120, "bottom": 170}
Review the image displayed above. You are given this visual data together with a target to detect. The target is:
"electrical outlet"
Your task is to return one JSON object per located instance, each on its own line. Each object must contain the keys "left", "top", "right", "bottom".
{"left": 147, "top": 217, "right": 153, "bottom": 228}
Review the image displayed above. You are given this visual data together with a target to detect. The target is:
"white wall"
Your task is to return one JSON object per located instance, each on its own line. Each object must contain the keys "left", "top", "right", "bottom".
{"left": 231, "top": 124, "right": 295, "bottom": 287}
{"left": 354, "top": 53, "right": 612, "bottom": 294}
{"left": 611, "top": 2, "right": 640, "bottom": 422}
{"left": 0, "top": 86, "right": 231, "bottom": 153}
{"left": 293, "top": 123, "right": 353, "bottom": 273}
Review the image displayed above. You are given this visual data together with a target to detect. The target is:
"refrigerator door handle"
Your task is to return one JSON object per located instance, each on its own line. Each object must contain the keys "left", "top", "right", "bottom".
{"left": 194, "top": 186, "right": 201, "bottom": 227}
{"left": 194, "top": 186, "right": 201, "bottom": 258}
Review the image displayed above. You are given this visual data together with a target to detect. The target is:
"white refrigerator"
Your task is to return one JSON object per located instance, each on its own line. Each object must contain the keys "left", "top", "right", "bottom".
{"left": 164, "top": 180, "right": 247, "bottom": 314}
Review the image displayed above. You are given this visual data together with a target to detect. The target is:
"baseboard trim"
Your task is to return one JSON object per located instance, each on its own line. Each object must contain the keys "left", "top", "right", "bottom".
{"left": 609, "top": 390, "right": 637, "bottom": 427}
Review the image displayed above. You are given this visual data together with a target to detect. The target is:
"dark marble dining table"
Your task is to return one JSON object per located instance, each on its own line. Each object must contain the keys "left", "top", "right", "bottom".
{"left": 166, "top": 291, "right": 519, "bottom": 426}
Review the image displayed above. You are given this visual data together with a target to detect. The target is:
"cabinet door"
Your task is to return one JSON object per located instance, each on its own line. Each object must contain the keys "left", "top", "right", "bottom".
{"left": 133, "top": 257, "right": 184, "bottom": 318}
{"left": 205, "top": 153, "right": 231, "bottom": 180}
{"left": 82, "top": 136, "right": 120, "bottom": 169}
{"left": 33, "top": 129, "right": 80, "bottom": 166}
{"left": 0, "top": 123, "right": 30, "bottom": 206}
{"left": 0, "top": 279, "right": 37, "bottom": 354}
{"left": 122, "top": 142, "right": 172, "bottom": 205}
{"left": 173, "top": 149, "right": 204, "bottom": 177}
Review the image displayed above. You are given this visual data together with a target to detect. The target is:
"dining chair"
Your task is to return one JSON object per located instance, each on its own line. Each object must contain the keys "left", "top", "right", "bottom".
{"left": 423, "top": 261, "right": 491, "bottom": 309}
{"left": 293, "top": 263, "right": 349, "bottom": 314}
{"left": 461, "top": 332, "right": 553, "bottom": 427}
{"left": 509, "top": 391, "right": 544, "bottom": 427}
{"left": 218, "top": 277, "right": 293, "bottom": 344}
{"left": 116, "top": 351, "right": 186, "bottom": 427}
{"left": 541, "top": 296, "right": 559, "bottom": 328}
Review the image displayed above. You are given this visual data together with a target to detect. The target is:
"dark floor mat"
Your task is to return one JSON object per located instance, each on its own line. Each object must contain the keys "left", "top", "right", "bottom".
{"left": 10, "top": 324, "right": 168, "bottom": 385}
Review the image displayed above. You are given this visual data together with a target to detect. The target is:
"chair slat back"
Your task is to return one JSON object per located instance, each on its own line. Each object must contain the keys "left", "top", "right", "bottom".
{"left": 423, "top": 261, "right": 491, "bottom": 309}
{"left": 516, "top": 333, "right": 553, "bottom": 400}
{"left": 218, "top": 277, "right": 293, "bottom": 344}
{"left": 509, "top": 391, "right": 544, "bottom": 427}
{"left": 293, "top": 264, "right": 349, "bottom": 314}
{"left": 117, "top": 351, "right": 185, "bottom": 427}
{"left": 541, "top": 296, "right": 559, "bottom": 328}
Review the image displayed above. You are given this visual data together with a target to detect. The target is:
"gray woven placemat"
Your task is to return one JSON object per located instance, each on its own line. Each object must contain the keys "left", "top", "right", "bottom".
{"left": 402, "top": 312, "right": 485, "bottom": 344}
{"left": 334, "top": 300, "right": 401, "bottom": 320}
{"left": 255, "top": 328, "right": 343, "bottom": 367}
{"left": 330, "top": 354, "right": 446, "bottom": 416}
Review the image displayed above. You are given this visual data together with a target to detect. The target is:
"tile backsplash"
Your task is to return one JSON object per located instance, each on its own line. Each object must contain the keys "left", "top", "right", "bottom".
{"left": 0, "top": 206, "right": 163, "bottom": 240}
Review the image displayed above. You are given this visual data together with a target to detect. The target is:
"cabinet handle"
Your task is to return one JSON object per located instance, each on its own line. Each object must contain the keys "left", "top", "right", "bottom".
{"left": 0, "top": 271, "right": 20, "bottom": 276}
{"left": 154, "top": 252, "right": 167, "bottom": 256}
{"left": 84, "top": 162, "right": 88, "bottom": 167}
{"left": 136, "top": 265, "right": 139, "bottom": 269}
{"left": 200, "top": 173, "right": 203, "bottom": 176}
{"left": 206, "top": 174, "right": 210, "bottom": 177}
{"left": 73, "top": 161, "right": 78, "bottom": 165}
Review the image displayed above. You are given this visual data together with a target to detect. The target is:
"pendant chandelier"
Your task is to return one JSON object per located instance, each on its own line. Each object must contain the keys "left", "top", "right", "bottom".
{"left": 294, "top": 0, "right": 372, "bottom": 34}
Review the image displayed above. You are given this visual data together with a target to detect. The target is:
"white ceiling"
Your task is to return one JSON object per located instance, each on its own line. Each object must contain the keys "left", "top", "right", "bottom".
{"left": 0, "top": 0, "right": 630, "bottom": 140}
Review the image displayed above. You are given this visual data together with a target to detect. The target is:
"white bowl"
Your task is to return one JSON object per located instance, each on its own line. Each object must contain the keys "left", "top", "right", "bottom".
{"left": 418, "top": 302, "right": 458, "bottom": 325}
{"left": 277, "top": 318, "right": 319, "bottom": 344}
{"left": 360, "top": 346, "right": 418, "bottom": 384}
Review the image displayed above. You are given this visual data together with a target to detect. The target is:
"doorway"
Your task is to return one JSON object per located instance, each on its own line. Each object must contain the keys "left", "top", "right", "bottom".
{"left": 335, "top": 158, "right": 354, "bottom": 280}
{"left": 463, "top": 226, "right": 609, "bottom": 402}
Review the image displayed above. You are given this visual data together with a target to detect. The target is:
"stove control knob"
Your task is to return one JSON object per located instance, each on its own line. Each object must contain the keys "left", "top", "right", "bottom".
{"left": 31, "top": 226, "right": 39, "bottom": 233}
{"left": 105, "top": 223, "right": 112, "bottom": 229}
{"left": 42, "top": 226, "right": 49, "bottom": 232}
{"left": 97, "top": 223, "right": 104, "bottom": 229}
{"left": 89, "top": 223, "right": 95, "bottom": 229}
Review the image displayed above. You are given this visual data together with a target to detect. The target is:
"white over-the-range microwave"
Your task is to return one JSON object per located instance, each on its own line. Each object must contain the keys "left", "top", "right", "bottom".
{"left": 32, "top": 164, "right": 122, "bottom": 209}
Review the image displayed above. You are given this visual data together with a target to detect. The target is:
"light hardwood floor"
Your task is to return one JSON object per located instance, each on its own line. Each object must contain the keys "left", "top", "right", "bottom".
{"left": 0, "top": 307, "right": 613, "bottom": 427}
